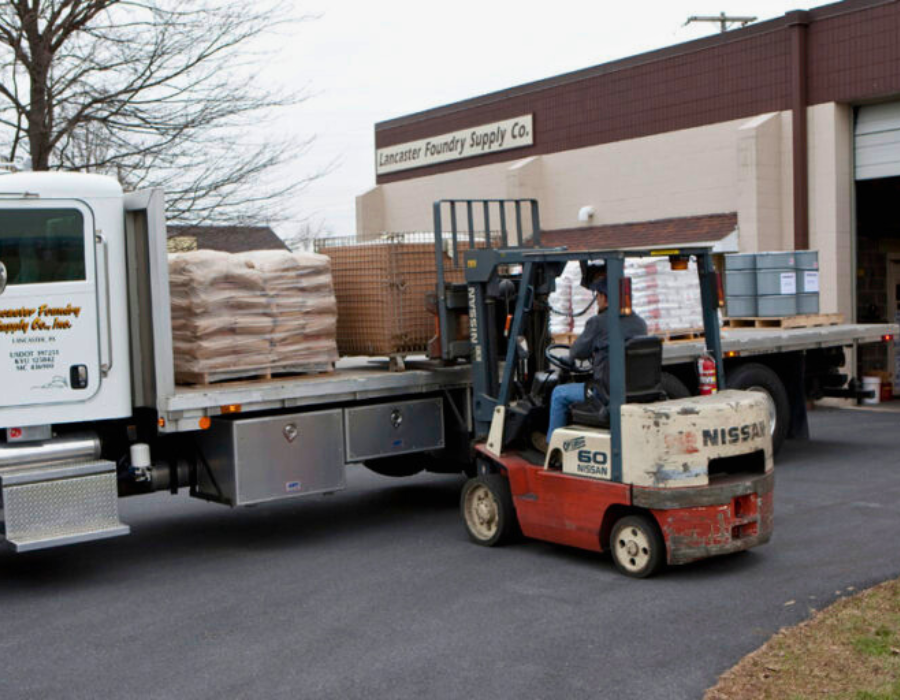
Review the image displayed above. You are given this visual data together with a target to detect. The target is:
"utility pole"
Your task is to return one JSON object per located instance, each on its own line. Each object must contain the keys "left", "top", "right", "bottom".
{"left": 684, "top": 12, "right": 757, "bottom": 33}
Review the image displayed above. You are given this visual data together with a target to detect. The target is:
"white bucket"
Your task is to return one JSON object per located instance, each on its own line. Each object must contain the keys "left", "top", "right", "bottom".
{"left": 862, "top": 376, "right": 881, "bottom": 405}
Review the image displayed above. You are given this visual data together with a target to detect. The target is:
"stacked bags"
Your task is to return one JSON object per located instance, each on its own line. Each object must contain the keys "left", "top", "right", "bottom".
{"left": 625, "top": 257, "right": 704, "bottom": 335}
{"left": 548, "top": 262, "right": 600, "bottom": 336}
{"left": 169, "top": 250, "right": 338, "bottom": 383}
{"left": 549, "top": 258, "right": 707, "bottom": 337}
{"left": 548, "top": 265, "right": 574, "bottom": 335}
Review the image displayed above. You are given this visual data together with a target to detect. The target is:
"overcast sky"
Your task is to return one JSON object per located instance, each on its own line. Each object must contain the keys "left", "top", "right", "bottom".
{"left": 269, "top": 0, "right": 820, "bottom": 239}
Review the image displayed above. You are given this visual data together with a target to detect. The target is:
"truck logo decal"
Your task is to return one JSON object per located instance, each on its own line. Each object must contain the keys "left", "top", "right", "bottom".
{"left": 563, "top": 436, "right": 586, "bottom": 452}
{"left": 701, "top": 421, "right": 766, "bottom": 447}
{"left": 0, "top": 303, "right": 82, "bottom": 335}
{"left": 32, "top": 375, "right": 69, "bottom": 390}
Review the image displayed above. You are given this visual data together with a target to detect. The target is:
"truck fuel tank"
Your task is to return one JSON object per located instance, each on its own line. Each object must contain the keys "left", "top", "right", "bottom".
{"left": 0, "top": 431, "right": 101, "bottom": 469}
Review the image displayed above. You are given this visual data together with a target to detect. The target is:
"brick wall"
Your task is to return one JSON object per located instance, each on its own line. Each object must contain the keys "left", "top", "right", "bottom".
{"left": 376, "top": 0, "right": 900, "bottom": 185}
{"left": 807, "top": 1, "right": 900, "bottom": 105}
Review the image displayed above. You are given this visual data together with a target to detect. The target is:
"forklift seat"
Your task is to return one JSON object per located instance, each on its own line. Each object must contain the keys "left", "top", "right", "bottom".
{"left": 569, "top": 336, "right": 665, "bottom": 428}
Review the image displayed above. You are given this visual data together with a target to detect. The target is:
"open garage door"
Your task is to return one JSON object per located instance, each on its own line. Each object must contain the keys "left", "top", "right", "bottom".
{"left": 855, "top": 102, "right": 900, "bottom": 383}
{"left": 856, "top": 102, "right": 900, "bottom": 180}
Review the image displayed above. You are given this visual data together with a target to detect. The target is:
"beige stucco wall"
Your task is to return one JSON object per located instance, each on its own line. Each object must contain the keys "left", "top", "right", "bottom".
{"left": 360, "top": 105, "right": 853, "bottom": 317}
{"left": 737, "top": 112, "right": 795, "bottom": 253}
{"left": 540, "top": 117, "right": 743, "bottom": 229}
{"left": 807, "top": 102, "right": 854, "bottom": 317}
{"left": 361, "top": 113, "right": 799, "bottom": 251}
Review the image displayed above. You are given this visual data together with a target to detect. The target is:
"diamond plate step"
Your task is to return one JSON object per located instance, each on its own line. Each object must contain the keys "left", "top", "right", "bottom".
{"left": 0, "top": 460, "right": 130, "bottom": 552}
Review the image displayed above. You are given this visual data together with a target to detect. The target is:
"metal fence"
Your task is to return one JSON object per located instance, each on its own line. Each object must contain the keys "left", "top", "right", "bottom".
{"left": 316, "top": 233, "right": 492, "bottom": 357}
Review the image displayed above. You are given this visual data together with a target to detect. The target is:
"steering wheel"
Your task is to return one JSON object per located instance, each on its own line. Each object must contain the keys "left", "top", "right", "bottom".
{"left": 544, "top": 344, "right": 592, "bottom": 375}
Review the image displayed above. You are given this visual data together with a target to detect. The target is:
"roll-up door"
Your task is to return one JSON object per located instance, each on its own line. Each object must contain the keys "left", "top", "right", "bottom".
{"left": 856, "top": 102, "right": 900, "bottom": 180}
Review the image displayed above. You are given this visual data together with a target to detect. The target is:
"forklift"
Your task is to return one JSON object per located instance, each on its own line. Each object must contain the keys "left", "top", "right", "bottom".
{"left": 433, "top": 200, "right": 774, "bottom": 577}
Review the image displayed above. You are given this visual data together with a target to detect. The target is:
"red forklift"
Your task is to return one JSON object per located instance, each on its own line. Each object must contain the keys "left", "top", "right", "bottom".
{"left": 433, "top": 199, "right": 774, "bottom": 577}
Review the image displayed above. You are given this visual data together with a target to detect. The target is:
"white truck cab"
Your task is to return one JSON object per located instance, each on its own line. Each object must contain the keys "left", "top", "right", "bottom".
{"left": 0, "top": 172, "right": 131, "bottom": 428}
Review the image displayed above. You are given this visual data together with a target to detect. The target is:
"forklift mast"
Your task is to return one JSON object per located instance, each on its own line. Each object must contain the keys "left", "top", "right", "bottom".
{"left": 432, "top": 199, "right": 726, "bottom": 476}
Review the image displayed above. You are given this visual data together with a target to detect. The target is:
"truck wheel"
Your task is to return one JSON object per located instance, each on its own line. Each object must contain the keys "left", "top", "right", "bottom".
{"left": 363, "top": 456, "right": 424, "bottom": 478}
{"left": 726, "top": 363, "right": 789, "bottom": 455}
{"left": 661, "top": 372, "right": 690, "bottom": 400}
{"left": 461, "top": 474, "right": 519, "bottom": 546}
{"left": 610, "top": 514, "right": 665, "bottom": 578}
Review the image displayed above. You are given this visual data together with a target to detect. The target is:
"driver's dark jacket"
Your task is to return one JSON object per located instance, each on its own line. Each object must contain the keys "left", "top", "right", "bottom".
{"left": 569, "top": 309, "right": 648, "bottom": 397}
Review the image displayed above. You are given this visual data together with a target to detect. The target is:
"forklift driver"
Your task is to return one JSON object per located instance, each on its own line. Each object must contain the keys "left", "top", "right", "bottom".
{"left": 535, "top": 271, "right": 648, "bottom": 452}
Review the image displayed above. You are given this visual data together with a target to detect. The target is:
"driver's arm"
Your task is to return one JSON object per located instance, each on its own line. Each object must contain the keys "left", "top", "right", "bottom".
{"left": 570, "top": 315, "right": 602, "bottom": 361}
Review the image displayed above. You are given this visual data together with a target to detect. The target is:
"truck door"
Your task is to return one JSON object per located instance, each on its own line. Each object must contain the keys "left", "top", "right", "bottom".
{"left": 0, "top": 202, "right": 104, "bottom": 407}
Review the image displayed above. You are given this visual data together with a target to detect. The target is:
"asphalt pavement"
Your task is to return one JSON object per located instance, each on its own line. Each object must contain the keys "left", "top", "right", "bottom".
{"left": 1, "top": 407, "right": 899, "bottom": 700}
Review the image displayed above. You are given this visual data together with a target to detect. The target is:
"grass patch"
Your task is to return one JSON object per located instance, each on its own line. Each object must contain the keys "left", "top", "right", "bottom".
{"left": 706, "top": 578, "right": 900, "bottom": 700}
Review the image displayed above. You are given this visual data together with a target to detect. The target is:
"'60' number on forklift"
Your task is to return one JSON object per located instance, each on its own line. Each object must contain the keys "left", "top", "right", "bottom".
{"left": 576, "top": 450, "right": 609, "bottom": 477}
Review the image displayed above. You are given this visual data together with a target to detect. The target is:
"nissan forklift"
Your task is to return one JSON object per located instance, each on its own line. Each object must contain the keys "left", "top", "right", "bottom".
{"left": 433, "top": 200, "right": 774, "bottom": 577}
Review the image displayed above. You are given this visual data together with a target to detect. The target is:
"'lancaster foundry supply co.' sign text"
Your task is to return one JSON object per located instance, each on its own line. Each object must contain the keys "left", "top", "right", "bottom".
{"left": 376, "top": 115, "right": 533, "bottom": 175}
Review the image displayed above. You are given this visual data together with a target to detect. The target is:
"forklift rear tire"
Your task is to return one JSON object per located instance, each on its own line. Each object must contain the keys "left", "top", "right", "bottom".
{"left": 725, "top": 363, "right": 789, "bottom": 455}
{"left": 461, "top": 474, "right": 519, "bottom": 546}
{"left": 363, "top": 456, "right": 424, "bottom": 478}
{"left": 610, "top": 514, "right": 665, "bottom": 578}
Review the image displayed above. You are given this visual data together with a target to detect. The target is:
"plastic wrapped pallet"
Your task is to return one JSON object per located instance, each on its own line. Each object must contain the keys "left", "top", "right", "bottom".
{"left": 548, "top": 257, "right": 709, "bottom": 339}
{"left": 169, "top": 249, "right": 338, "bottom": 384}
{"left": 549, "top": 268, "right": 574, "bottom": 335}
{"left": 624, "top": 257, "right": 704, "bottom": 335}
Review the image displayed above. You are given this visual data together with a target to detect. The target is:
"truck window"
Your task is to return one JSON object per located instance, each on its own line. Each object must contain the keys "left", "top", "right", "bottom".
{"left": 0, "top": 209, "right": 86, "bottom": 285}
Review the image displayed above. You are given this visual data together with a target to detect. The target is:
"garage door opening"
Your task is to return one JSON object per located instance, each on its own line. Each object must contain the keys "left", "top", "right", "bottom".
{"left": 854, "top": 102, "right": 900, "bottom": 390}
{"left": 855, "top": 176, "right": 900, "bottom": 386}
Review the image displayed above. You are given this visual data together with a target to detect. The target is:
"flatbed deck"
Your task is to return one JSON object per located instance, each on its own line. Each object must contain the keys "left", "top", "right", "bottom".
{"left": 159, "top": 323, "right": 897, "bottom": 431}
{"left": 160, "top": 357, "right": 471, "bottom": 432}
{"left": 662, "top": 323, "right": 896, "bottom": 364}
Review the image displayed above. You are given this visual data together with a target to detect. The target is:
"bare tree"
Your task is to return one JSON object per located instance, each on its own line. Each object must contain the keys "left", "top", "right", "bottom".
{"left": 284, "top": 217, "right": 334, "bottom": 252}
{"left": 0, "top": 1, "right": 322, "bottom": 224}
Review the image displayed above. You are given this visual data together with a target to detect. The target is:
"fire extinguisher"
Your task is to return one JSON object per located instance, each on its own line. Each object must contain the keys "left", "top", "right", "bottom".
{"left": 697, "top": 353, "right": 718, "bottom": 395}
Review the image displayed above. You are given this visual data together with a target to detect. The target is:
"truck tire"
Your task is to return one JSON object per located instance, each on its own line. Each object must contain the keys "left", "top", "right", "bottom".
{"left": 460, "top": 474, "right": 519, "bottom": 546}
{"left": 363, "top": 455, "right": 424, "bottom": 478}
{"left": 726, "top": 362, "right": 789, "bottom": 455}
{"left": 609, "top": 514, "right": 665, "bottom": 578}
{"left": 661, "top": 372, "right": 690, "bottom": 400}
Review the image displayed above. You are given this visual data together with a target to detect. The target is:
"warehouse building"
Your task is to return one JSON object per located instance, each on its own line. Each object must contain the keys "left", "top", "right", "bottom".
{"left": 357, "top": 0, "right": 900, "bottom": 374}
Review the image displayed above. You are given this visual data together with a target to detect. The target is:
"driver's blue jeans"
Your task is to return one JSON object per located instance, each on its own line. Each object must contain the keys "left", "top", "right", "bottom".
{"left": 547, "top": 383, "right": 586, "bottom": 441}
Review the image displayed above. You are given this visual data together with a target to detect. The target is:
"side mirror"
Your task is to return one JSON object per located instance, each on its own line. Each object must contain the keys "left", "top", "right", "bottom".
{"left": 0, "top": 261, "right": 7, "bottom": 295}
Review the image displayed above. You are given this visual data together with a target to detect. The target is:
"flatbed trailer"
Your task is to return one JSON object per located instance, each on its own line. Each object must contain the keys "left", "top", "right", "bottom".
{"left": 158, "top": 358, "right": 472, "bottom": 432}
{"left": 159, "top": 321, "right": 893, "bottom": 434}
{"left": 664, "top": 323, "right": 895, "bottom": 364}
{"left": 0, "top": 174, "right": 893, "bottom": 552}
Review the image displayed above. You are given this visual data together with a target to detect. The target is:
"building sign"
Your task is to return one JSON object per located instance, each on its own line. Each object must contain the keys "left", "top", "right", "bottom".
{"left": 376, "top": 114, "right": 533, "bottom": 175}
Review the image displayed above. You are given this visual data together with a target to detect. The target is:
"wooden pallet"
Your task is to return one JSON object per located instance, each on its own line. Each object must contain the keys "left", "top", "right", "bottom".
{"left": 554, "top": 329, "right": 705, "bottom": 344}
{"left": 176, "top": 362, "right": 335, "bottom": 386}
{"left": 660, "top": 328, "right": 705, "bottom": 342}
{"left": 724, "top": 312, "right": 844, "bottom": 329}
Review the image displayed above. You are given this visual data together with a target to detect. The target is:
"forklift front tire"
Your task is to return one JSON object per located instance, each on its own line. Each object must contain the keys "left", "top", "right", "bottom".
{"left": 609, "top": 514, "right": 665, "bottom": 578}
{"left": 461, "top": 475, "right": 519, "bottom": 547}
